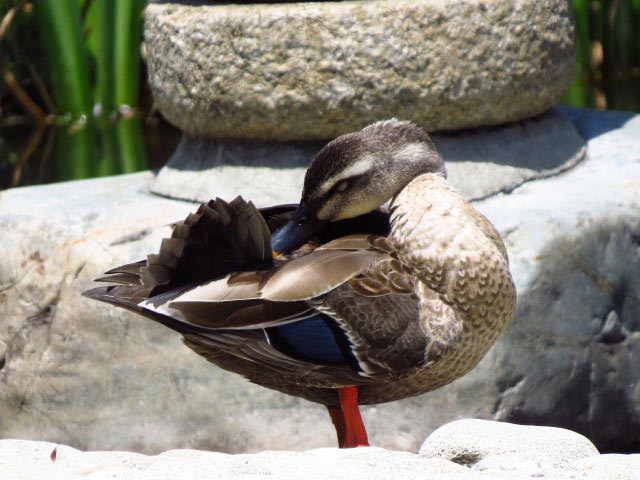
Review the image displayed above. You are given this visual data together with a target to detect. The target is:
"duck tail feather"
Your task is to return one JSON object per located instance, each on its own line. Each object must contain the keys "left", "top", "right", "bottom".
{"left": 139, "top": 197, "right": 274, "bottom": 290}
{"left": 82, "top": 286, "right": 216, "bottom": 337}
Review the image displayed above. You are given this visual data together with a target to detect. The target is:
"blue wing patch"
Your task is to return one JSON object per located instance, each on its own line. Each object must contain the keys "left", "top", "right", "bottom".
{"left": 265, "top": 314, "right": 360, "bottom": 371}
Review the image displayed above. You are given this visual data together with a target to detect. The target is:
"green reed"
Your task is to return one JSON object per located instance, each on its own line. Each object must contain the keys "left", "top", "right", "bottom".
{"left": 29, "top": 0, "right": 147, "bottom": 181}
{"left": 563, "top": 0, "right": 640, "bottom": 111}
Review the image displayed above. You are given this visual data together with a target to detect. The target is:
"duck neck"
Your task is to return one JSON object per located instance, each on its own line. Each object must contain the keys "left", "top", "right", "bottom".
{"left": 388, "top": 171, "right": 516, "bottom": 347}
{"left": 389, "top": 172, "right": 448, "bottom": 215}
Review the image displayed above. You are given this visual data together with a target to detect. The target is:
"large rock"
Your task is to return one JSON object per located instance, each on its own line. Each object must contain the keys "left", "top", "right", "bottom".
{"left": 419, "top": 419, "right": 599, "bottom": 466}
{"left": 481, "top": 107, "right": 640, "bottom": 452}
{"left": 2, "top": 430, "right": 638, "bottom": 480}
{"left": 150, "top": 109, "right": 586, "bottom": 203}
{"left": 0, "top": 441, "right": 465, "bottom": 480}
{"left": 144, "top": 0, "right": 575, "bottom": 141}
{"left": 0, "top": 108, "right": 639, "bottom": 454}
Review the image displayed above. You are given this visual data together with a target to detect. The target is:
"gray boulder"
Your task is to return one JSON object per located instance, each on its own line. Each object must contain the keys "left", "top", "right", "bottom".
{"left": 150, "top": 109, "right": 586, "bottom": 203}
{"left": 2, "top": 431, "right": 639, "bottom": 480}
{"left": 1, "top": 108, "right": 639, "bottom": 454}
{"left": 145, "top": 0, "right": 575, "bottom": 140}
{"left": 483, "top": 107, "right": 640, "bottom": 452}
{"left": 419, "top": 419, "right": 598, "bottom": 466}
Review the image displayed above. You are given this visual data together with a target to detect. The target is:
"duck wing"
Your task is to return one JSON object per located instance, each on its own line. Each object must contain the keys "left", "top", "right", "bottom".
{"left": 84, "top": 197, "right": 398, "bottom": 389}
{"left": 161, "top": 231, "right": 424, "bottom": 381}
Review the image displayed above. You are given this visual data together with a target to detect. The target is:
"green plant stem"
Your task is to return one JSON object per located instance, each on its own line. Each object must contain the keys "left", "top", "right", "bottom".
{"left": 114, "top": 0, "right": 145, "bottom": 108}
{"left": 94, "top": 0, "right": 115, "bottom": 117}
{"left": 96, "top": 123, "right": 119, "bottom": 176}
{"left": 56, "top": 125, "right": 95, "bottom": 180}
{"left": 33, "top": 0, "right": 92, "bottom": 117}
{"left": 116, "top": 117, "right": 147, "bottom": 173}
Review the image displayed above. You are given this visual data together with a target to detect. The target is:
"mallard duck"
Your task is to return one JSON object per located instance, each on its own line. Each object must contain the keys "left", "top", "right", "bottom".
{"left": 83, "top": 119, "right": 516, "bottom": 448}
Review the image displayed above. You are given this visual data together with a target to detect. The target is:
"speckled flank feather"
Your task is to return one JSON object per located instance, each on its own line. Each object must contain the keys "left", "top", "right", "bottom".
{"left": 84, "top": 119, "right": 516, "bottom": 409}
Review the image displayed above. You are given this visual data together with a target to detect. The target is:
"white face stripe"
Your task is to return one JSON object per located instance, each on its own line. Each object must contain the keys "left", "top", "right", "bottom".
{"left": 316, "top": 155, "right": 376, "bottom": 195}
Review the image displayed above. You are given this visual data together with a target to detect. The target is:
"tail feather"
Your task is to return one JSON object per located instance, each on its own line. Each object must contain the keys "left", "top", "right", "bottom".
{"left": 82, "top": 286, "right": 215, "bottom": 337}
{"left": 104, "top": 260, "right": 146, "bottom": 276}
{"left": 85, "top": 196, "right": 280, "bottom": 336}
{"left": 94, "top": 196, "right": 275, "bottom": 293}
{"left": 94, "top": 273, "right": 143, "bottom": 285}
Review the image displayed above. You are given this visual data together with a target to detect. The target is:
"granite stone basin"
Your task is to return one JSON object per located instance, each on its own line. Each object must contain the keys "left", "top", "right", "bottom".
{"left": 144, "top": 0, "right": 576, "bottom": 141}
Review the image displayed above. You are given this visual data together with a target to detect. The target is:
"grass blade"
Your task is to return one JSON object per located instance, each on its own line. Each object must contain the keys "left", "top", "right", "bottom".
{"left": 116, "top": 117, "right": 147, "bottom": 173}
{"left": 90, "top": 0, "right": 116, "bottom": 117}
{"left": 114, "top": 0, "right": 145, "bottom": 108}
{"left": 32, "top": 0, "right": 92, "bottom": 117}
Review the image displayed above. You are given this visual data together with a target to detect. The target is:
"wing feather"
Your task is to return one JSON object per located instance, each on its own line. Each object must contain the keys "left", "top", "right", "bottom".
{"left": 261, "top": 250, "right": 384, "bottom": 301}
{"left": 84, "top": 199, "right": 399, "bottom": 390}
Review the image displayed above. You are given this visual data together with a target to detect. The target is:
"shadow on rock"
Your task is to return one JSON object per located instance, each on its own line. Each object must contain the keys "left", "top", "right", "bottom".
{"left": 162, "top": 136, "right": 323, "bottom": 172}
{"left": 555, "top": 106, "right": 636, "bottom": 141}
{"left": 495, "top": 216, "right": 640, "bottom": 452}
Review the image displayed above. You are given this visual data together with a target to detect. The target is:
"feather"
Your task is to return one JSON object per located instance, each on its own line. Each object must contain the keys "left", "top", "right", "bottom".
{"left": 171, "top": 274, "right": 262, "bottom": 303}
{"left": 348, "top": 277, "right": 389, "bottom": 297}
{"left": 82, "top": 285, "right": 213, "bottom": 337}
{"left": 171, "top": 223, "right": 190, "bottom": 239}
{"left": 266, "top": 314, "right": 361, "bottom": 371}
{"left": 223, "top": 302, "right": 314, "bottom": 329}
{"left": 211, "top": 197, "right": 233, "bottom": 225}
{"left": 183, "top": 332, "right": 370, "bottom": 385}
{"left": 316, "top": 234, "right": 377, "bottom": 251}
{"left": 94, "top": 273, "right": 143, "bottom": 285}
{"left": 169, "top": 296, "right": 313, "bottom": 330}
{"left": 372, "top": 236, "right": 396, "bottom": 255}
{"left": 261, "top": 249, "right": 383, "bottom": 301}
{"left": 104, "top": 260, "right": 146, "bottom": 276}
{"left": 159, "top": 237, "right": 185, "bottom": 258}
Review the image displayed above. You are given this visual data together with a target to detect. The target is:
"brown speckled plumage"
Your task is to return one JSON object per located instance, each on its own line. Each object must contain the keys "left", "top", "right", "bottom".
{"left": 84, "top": 119, "right": 516, "bottom": 411}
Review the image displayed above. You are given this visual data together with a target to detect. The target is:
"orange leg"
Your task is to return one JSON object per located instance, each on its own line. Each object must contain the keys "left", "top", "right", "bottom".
{"left": 326, "top": 386, "right": 370, "bottom": 448}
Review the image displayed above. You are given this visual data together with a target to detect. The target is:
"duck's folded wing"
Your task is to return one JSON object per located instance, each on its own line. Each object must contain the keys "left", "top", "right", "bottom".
{"left": 84, "top": 198, "right": 402, "bottom": 383}
{"left": 84, "top": 284, "right": 370, "bottom": 386}
{"left": 163, "top": 235, "right": 426, "bottom": 380}
{"left": 164, "top": 235, "right": 389, "bottom": 327}
{"left": 86, "top": 197, "right": 379, "bottom": 332}
{"left": 182, "top": 330, "right": 372, "bottom": 386}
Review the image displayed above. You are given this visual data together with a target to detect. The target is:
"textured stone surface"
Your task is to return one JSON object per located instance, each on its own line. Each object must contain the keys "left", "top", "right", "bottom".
{"left": 0, "top": 440, "right": 466, "bottom": 480}
{"left": 144, "top": 0, "right": 575, "bottom": 141}
{"left": 1, "top": 108, "right": 639, "bottom": 454}
{"left": 473, "top": 454, "right": 640, "bottom": 480}
{"left": 419, "top": 419, "right": 599, "bottom": 466}
{"left": 2, "top": 435, "right": 639, "bottom": 480}
{"left": 571, "top": 454, "right": 640, "bottom": 480}
{"left": 150, "top": 109, "right": 586, "bottom": 203}
{"left": 479, "top": 107, "right": 640, "bottom": 452}
{"left": 472, "top": 455, "right": 556, "bottom": 478}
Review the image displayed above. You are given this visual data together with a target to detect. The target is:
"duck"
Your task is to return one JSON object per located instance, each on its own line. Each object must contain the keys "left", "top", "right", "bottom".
{"left": 83, "top": 119, "right": 517, "bottom": 449}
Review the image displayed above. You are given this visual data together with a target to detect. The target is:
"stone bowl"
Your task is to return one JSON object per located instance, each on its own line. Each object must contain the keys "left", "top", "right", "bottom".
{"left": 144, "top": 0, "right": 576, "bottom": 141}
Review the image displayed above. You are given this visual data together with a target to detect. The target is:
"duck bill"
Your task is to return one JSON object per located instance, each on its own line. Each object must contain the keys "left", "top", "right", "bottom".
{"left": 271, "top": 204, "right": 327, "bottom": 256}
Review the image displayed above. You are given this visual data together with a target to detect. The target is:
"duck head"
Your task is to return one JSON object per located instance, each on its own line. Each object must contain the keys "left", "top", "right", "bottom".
{"left": 271, "top": 119, "right": 446, "bottom": 254}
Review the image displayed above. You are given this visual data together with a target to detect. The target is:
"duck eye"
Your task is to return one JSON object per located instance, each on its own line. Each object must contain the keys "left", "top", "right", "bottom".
{"left": 296, "top": 215, "right": 308, "bottom": 226}
{"left": 336, "top": 180, "right": 349, "bottom": 193}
